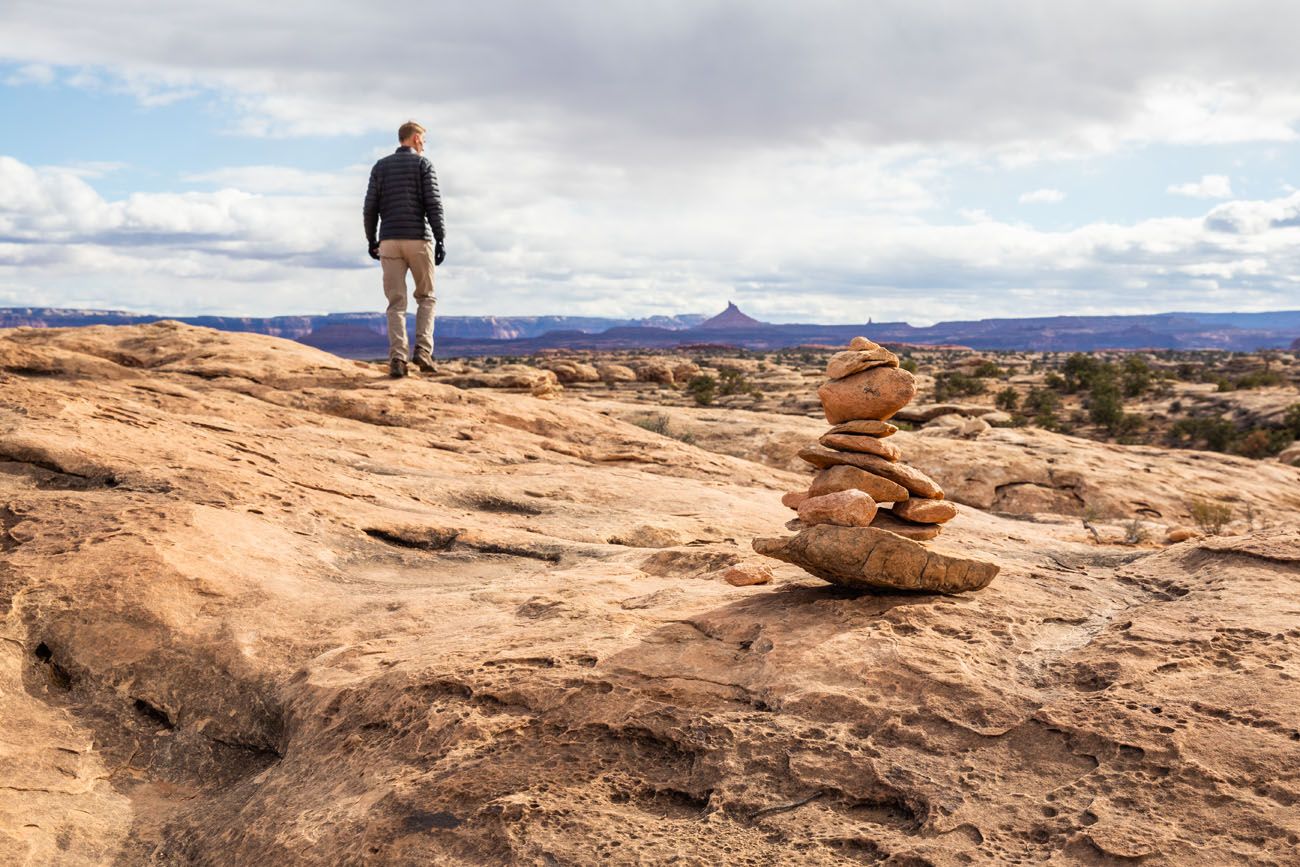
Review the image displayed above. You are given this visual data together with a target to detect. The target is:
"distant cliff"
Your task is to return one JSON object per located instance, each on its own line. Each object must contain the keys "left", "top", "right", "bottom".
{"left": 3, "top": 305, "right": 1297, "bottom": 357}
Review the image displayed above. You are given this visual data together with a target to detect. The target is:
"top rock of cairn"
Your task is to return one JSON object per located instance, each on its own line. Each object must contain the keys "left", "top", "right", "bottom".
{"left": 753, "top": 337, "right": 999, "bottom": 594}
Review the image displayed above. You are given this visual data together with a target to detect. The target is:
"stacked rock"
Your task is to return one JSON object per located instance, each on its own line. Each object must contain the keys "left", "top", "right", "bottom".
{"left": 753, "top": 336, "right": 999, "bottom": 594}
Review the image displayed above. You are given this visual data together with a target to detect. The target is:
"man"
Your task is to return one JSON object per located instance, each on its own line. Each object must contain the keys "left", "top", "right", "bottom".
{"left": 364, "top": 120, "right": 446, "bottom": 378}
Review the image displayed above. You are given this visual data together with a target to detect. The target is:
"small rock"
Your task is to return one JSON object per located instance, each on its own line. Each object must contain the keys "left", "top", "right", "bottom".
{"left": 818, "top": 432, "right": 901, "bottom": 461}
{"left": 797, "top": 489, "right": 879, "bottom": 528}
{"left": 722, "top": 563, "right": 773, "bottom": 586}
{"left": 871, "top": 511, "right": 942, "bottom": 541}
{"left": 781, "top": 491, "right": 809, "bottom": 510}
{"left": 891, "top": 499, "right": 958, "bottom": 524}
{"left": 848, "top": 336, "right": 880, "bottom": 351}
{"left": 825, "top": 419, "right": 898, "bottom": 438}
{"left": 817, "top": 366, "right": 917, "bottom": 424}
{"left": 1165, "top": 526, "right": 1200, "bottom": 543}
{"left": 1278, "top": 442, "right": 1300, "bottom": 466}
{"left": 808, "top": 465, "right": 909, "bottom": 503}
{"left": 753, "top": 525, "right": 998, "bottom": 594}
{"left": 799, "top": 445, "right": 945, "bottom": 499}
{"left": 981, "top": 410, "right": 1013, "bottom": 426}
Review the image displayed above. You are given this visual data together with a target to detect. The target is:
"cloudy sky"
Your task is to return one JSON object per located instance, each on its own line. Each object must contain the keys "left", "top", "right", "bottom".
{"left": 2, "top": 1, "right": 1300, "bottom": 324}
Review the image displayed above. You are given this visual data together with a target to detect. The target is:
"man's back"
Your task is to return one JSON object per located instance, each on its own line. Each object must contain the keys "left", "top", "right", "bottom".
{"left": 364, "top": 148, "right": 445, "bottom": 243}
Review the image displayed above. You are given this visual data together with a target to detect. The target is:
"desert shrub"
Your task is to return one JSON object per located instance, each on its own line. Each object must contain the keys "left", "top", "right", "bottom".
{"left": 1063, "top": 354, "right": 1108, "bottom": 392}
{"left": 973, "top": 360, "right": 1003, "bottom": 377}
{"left": 686, "top": 375, "right": 717, "bottom": 406}
{"left": 1085, "top": 367, "right": 1131, "bottom": 434}
{"left": 1189, "top": 498, "right": 1232, "bottom": 535}
{"left": 995, "top": 386, "right": 1020, "bottom": 412}
{"left": 933, "top": 372, "right": 986, "bottom": 401}
{"left": 1169, "top": 399, "right": 1183, "bottom": 413}
{"left": 1023, "top": 387, "right": 1061, "bottom": 430}
{"left": 1123, "top": 518, "right": 1149, "bottom": 545}
{"left": 1284, "top": 403, "right": 1300, "bottom": 437}
{"left": 1229, "top": 370, "right": 1287, "bottom": 390}
{"left": 1043, "top": 372, "right": 1066, "bottom": 390}
{"left": 632, "top": 414, "right": 672, "bottom": 435}
{"left": 899, "top": 356, "right": 919, "bottom": 374}
{"left": 718, "top": 367, "right": 749, "bottom": 396}
{"left": 1235, "top": 427, "right": 1292, "bottom": 458}
{"left": 1121, "top": 356, "right": 1153, "bottom": 397}
{"left": 1168, "top": 415, "right": 1238, "bottom": 452}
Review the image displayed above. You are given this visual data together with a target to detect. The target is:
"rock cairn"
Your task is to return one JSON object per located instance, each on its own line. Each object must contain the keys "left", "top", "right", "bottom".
{"left": 753, "top": 336, "right": 999, "bottom": 594}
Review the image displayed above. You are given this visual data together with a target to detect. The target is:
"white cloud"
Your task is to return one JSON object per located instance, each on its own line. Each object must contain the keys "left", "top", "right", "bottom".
{"left": 1168, "top": 174, "right": 1233, "bottom": 198}
{"left": 3, "top": 62, "right": 52, "bottom": 86}
{"left": 1019, "top": 188, "right": 1066, "bottom": 204}
{"left": 4, "top": 152, "right": 1300, "bottom": 322}
{"left": 6, "top": 4, "right": 1300, "bottom": 319}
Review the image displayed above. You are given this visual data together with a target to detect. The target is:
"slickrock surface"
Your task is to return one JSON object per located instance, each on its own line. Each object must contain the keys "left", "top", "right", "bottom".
{"left": 3, "top": 323, "right": 1300, "bottom": 865}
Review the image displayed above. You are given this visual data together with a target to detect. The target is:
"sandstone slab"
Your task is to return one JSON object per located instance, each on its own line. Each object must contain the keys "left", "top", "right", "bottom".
{"left": 825, "top": 348, "right": 899, "bottom": 381}
{"left": 753, "top": 525, "right": 998, "bottom": 593}
{"left": 799, "top": 445, "right": 944, "bottom": 499}
{"left": 808, "top": 465, "right": 909, "bottom": 503}
{"left": 818, "top": 433, "right": 901, "bottom": 461}
{"left": 826, "top": 419, "right": 898, "bottom": 438}
{"left": 817, "top": 366, "right": 917, "bottom": 424}
{"left": 797, "top": 490, "right": 878, "bottom": 528}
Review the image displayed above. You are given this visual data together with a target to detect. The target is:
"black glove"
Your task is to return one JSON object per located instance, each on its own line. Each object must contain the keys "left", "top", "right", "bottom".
{"left": 368, "top": 242, "right": 380, "bottom": 261}
{"left": 435, "top": 240, "right": 446, "bottom": 266}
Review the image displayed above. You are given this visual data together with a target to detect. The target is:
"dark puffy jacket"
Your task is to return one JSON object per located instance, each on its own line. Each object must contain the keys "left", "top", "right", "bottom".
{"left": 363, "top": 147, "right": 445, "bottom": 244}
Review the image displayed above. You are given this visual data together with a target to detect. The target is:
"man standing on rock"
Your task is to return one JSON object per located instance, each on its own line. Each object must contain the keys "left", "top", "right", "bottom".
{"left": 364, "top": 121, "right": 446, "bottom": 378}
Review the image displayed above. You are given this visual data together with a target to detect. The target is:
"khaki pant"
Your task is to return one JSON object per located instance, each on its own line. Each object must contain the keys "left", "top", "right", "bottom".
{"left": 380, "top": 239, "right": 436, "bottom": 361}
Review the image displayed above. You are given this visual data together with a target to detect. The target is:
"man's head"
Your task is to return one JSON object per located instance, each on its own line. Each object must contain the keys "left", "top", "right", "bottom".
{"left": 398, "top": 121, "right": 426, "bottom": 154}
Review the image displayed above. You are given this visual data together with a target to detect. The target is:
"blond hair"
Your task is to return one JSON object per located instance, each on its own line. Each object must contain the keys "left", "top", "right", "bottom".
{"left": 398, "top": 121, "right": 425, "bottom": 143}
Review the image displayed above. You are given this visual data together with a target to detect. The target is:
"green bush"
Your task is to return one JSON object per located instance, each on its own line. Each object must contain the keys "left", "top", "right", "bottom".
{"left": 1284, "top": 403, "right": 1300, "bottom": 437}
{"left": 1168, "top": 415, "right": 1239, "bottom": 452}
{"left": 686, "top": 375, "right": 717, "bottom": 406}
{"left": 994, "top": 386, "right": 1020, "bottom": 412}
{"left": 718, "top": 367, "right": 749, "bottom": 396}
{"left": 933, "top": 372, "right": 986, "bottom": 402}
{"left": 1023, "top": 387, "right": 1061, "bottom": 430}
{"left": 899, "top": 356, "right": 919, "bottom": 374}
{"left": 973, "top": 360, "right": 1003, "bottom": 377}
{"left": 1121, "top": 356, "right": 1153, "bottom": 397}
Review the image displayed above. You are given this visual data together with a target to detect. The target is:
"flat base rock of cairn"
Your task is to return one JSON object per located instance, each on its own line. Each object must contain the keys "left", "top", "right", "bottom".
{"left": 753, "top": 335, "right": 999, "bottom": 594}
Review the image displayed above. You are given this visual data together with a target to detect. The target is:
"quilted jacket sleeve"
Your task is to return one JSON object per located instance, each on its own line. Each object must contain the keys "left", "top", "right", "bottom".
{"left": 421, "top": 159, "right": 446, "bottom": 243}
{"left": 363, "top": 164, "right": 381, "bottom": 245}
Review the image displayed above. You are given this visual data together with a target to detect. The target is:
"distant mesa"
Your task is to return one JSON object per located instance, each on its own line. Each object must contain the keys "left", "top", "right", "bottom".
{"left": 1292, "top": 336, "right": 1300, "bottom": 351}
{"left": 698, "top": 302, "right": 765, "bottom": 330}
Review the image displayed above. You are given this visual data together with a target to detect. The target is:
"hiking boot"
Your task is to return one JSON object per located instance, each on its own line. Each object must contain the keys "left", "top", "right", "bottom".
{"left": 388, "top": 358, "right": 408, "bottom": 378}
{"left": 411, "top": 351, "right": 436, "bottom": 373}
